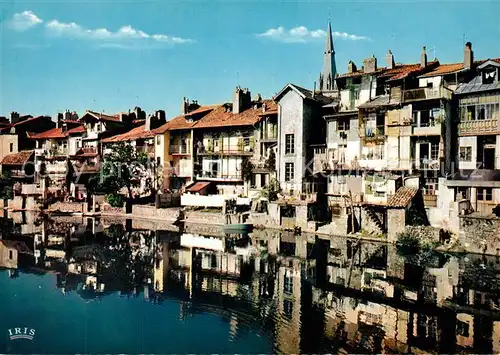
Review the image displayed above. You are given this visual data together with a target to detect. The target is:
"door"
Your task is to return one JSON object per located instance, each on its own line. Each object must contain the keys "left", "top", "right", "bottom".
{"left": 419, "top": 143, "right": 430, "bottom": 168}
{"left": 483, "top": 147, "right": 495, "bottom": 169}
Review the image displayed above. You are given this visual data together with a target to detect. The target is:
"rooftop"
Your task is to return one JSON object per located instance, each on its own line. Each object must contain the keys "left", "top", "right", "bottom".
{"left": 155, "top": 100, "right": 277, "bottom": 133}
{"left": 102, "top": 124, "right": 156, "bottom": 143}
{"left": 387, "top": 186, "right": 418, "bottom": 208}
{"left": 28, "top": 125, "right": 85, "bottom": 140}
{"left": 1, "top": 150, "right": 34, "bottom": 166}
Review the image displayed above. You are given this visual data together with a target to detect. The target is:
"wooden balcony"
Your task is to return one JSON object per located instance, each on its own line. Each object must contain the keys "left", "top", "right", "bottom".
{"left": 403, "top": 87, "right": 452, "bottom": 102}
{"left": 197, "top": 145, "right": 254, "bottom": 156}
{"left": 169, "top": 144, "right": 191, "bottom": 155}
{"left": 423, "top": 194, "right": 438, "bottom": 207}
{"left": 458, "top": 119, "right": 499, "bottom": 136}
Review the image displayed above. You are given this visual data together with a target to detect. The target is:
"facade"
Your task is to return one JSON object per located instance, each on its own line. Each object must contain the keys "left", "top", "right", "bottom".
{"left": 445, "top": 55, "right": 500, "bottom": 217}
{"left": 102, "top": 110, "right": 166, "bottom": 195}
{"left": 155, "top": 88, "right": 276, "bottom": 197}
{"left": 0, "top": 113, "right": 55, "bottom": 167}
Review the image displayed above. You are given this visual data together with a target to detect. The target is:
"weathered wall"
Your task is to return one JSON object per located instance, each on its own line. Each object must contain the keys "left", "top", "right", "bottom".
{"left": 184, "top": 211, "right": 225, "bottom": 225}
{"left": 132, "top": 205, "right": 180, "bottom": 221}
{"left": 48, "top": 202, "right": 86, "bottom": 213}
{"left": 459, "top": 216, "right": 500, "bottom": 255}
{"left": 387, "top": 208, "right": 406, "bottom": 242}
{"left": 277, "top": 89, "right": 304, "bottom": 191}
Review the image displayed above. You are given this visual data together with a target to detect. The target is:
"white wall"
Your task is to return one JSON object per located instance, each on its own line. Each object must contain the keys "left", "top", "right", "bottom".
{"left": 458, "top": 136, "right": 477, "bottom": 170}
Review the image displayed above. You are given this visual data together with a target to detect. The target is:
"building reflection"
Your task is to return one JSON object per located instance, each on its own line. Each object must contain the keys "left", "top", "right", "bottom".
{"left": 1, "top": 212, "right": 500, "bottom": 353}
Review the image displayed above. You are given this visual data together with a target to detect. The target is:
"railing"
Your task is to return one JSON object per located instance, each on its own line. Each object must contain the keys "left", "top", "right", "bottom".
{"left": 403, "top": 87, "right": 452, "bottom": 102}
{"left": 137, "top": 145, "right": 155, "bottom": 155}
{"left": 364, "top": 126, "right": 385, "bottom": 139}
{"left": 197, "top": 173, "right": 243, "bottom": 181}
{"left": 416, "top": 159, "right": 440, "bottom": 170}
{"left": 412, "top": 122, "right": 442, "bottom": 136}
{"left": 423, "top": 194, "right": 438, "bottom": 207}
{"left": 197, "top": 146, "right": 254, "bottom": 155}
{"left": 169, "top": 145, "right": 191, "bottom": 155}
{"left": 458, "top": 119, "right": 499, "bottom": 135}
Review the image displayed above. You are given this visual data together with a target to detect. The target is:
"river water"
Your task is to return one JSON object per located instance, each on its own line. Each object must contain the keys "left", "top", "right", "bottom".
{"left": 1, "top": 213, "right": 500, "bottom": 354}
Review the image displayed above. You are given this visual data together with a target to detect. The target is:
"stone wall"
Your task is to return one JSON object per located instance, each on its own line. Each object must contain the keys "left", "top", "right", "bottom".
{"left": 132, "top": 205, "right": 180, "bottom": 222}
{"left": 48, "top": 202, "right": 86, "bottom": 213}
{"left": 102, "top": 204, "right": 126, "bottom": 215}
{"left": 184, "top": 211, "right": 225, "bottom": 225}
{"left": 460, "top": 216, "right": 500, "bottom": 255}
{"left": 387, "top": 209, "right": 406, "bottom": 242}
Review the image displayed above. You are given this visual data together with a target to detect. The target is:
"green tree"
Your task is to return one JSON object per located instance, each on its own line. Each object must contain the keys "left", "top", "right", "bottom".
{"left": 0, "top": 171, "right": 14, "bottom": 200}
{"left": 261, "top": 178, "right": 280, "bottom": 201}
{"left": 266, "top": 150, "right": 276, "bottom": 171}
{"left": 99, "top": 142, "right": 149, "bottom": 199}
{"left": 241, "top": 157, "right": 254, "bottom": 182}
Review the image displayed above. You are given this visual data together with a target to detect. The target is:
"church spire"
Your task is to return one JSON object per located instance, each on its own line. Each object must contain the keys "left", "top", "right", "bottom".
{"left": 319, "top": 20, "right": 337, "bottom": 93}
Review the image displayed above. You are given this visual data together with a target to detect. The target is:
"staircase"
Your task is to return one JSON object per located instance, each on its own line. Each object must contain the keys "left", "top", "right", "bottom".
{"left": 361, "top": 206, "right": 385, "bottom": 235}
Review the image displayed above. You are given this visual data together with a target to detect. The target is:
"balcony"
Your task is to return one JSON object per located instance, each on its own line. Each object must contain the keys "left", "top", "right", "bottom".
{"left": 415, "top": 158, "right": 440, "bottom": 171}
{"left": 169, "top": 144, "right": 191, "bottom": 155}
{"left": 196, "top": 173, "right": 242, "bottom": 182}
{"left": 458, "top": 119, "right": 499, "bottom": 136}
{"left": 423, "top": 194, "right": 438, "bottom": 207}
{"left": 403, "top": 87, "right": 452, "bottom": 102}
{"left": 412, "top": 122, "right": 442, "bottom": 136}
{"left": 197, "top": 145, "right": 254, "bottom": 156}
{"left": 261, "top": 128, "right": 278, "bottom": 142}
{"left": 137, "top": 145, "right": 155, "bottom": 156}
{"left": 362, "top": 126, "right": 385, "bottom": 141}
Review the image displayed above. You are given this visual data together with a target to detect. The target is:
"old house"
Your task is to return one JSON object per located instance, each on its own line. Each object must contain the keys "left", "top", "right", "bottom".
{"left": 445, "top": 52, "right": 500, "bottom": 218}
{"left": 29, "top": 120, "right": 86, "bottom": 186}
{"left": 0, "top": 112, "right": 55, "bottom": 165}
{"left": 0, "top": 150, "right": 35, "bottom": 183}
{"left": 101, "top": 110, "right": 166, "bottom": 195}
{"left": 154, "top": 88, "right": 276, "bottom": 200}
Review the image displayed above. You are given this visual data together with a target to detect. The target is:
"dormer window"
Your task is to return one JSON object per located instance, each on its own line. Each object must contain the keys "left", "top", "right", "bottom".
{"left": 483, "top": 69, "right": 497, "bottom": 84}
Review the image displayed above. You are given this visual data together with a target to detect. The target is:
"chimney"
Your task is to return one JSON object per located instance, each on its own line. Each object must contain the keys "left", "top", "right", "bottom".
{"left": 347, "top": 61, "right": 357, "bottom": 74}
{"left": 386, "top": 50, "right": 395, "bottom": 69}
{"left": 363, "top": 56, "right": 377, "bottom": 74}
{"left": 145, "top": 114, "right": 152, "bottom": 131}
{"left": 181, "top": 97, "right": 189, "bottom": 115}
{"left": 464, "top": 42, "right": 473, "bottom": 70}
{"left": 64, "top": 109, "right": 72, "bottom": 122}
{"left": 10, "top": 112, "right": 20, "bottom": 124}
{"left": 62, "top": 123, "right": 68, "bottom": 134}
{"left": 420, "top": 46, "right": 427, "bottom": 68}
{"left": 313, "top": 82, "right": 316, "bottom": 98}
{"left": 57, "top": 113, "right": 64, "bottom": 127}
{"left": 233, "top": 86, "right": 251, "bottom": 114}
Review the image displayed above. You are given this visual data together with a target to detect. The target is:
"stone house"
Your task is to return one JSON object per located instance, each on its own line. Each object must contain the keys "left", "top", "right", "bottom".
{"left": 101, "top": 111, "right": 166, "bottom": 195}
{"left": 154, "top": 88, "right": 276, "bottom": 198}
{"left": 0, "top": 113, "right": 55, "bottom": 165}
{"left": 0, "top": 150, "right": 35, "bottom": 183}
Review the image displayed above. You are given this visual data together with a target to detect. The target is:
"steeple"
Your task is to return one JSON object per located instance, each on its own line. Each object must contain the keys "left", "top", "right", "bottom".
{"left": 319, "top": 20, "right": 337, "bottom": 93}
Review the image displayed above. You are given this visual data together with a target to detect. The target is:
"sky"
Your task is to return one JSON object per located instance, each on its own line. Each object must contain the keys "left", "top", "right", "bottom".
{"left": 0, "top": 0, "right": 499, "bottom": 120}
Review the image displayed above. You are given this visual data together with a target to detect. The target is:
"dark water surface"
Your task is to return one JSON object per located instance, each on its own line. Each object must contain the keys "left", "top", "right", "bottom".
{"left": 1, "top": 213, "right": 500, "bottom": 354}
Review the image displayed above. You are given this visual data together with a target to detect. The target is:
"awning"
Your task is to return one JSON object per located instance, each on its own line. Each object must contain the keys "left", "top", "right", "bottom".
{"left": 186, "top": 181, "right": 211, "bottom": 193}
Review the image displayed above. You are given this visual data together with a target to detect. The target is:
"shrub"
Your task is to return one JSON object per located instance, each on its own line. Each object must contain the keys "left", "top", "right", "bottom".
{"left": 396, "top": 232, "right": 420, "bottom": 255}
{"left": 107, "top": 193, "right": 125, "bottom": 208}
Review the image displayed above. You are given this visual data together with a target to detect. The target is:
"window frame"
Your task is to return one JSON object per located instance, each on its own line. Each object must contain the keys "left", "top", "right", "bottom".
{"left": 285, "top": 134, "right": 295, "bottom": 155}
{"left": 459, "top": 146, "right": 472, "bottom": 161}
{"left": 285, "top": 162, "right": 294, "bottom": 182}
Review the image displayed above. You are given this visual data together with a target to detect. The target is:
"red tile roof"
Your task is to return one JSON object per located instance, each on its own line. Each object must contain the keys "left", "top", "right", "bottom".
{"left": 337, "top": 61, "right": 438, "bottom": 81}
{"left": 82, "top": 110, "right": 122, "bottom": 123}
{"left": 420, "top": 58, "right": 500, "bottom": 78}
{"left": 101, "top": 125, "right": 156, "bottom": 143}
{"left": 387, "top": 187, "right": 418, "bottom": 208}
{"left": 186, "top": 181, "right": 211, "bottom": 193}
{"left": 1, "top": 150, "right": 34, "bottom": 166}
{"left": 0, "top": 116, "right": 52, "bottom": 133}
{"left": 28, "top": 125, "right": 85, "bottom": 139}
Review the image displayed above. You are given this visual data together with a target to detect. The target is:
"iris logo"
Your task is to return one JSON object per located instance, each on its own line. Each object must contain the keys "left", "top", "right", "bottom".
{"left": 7, "top": 327, "right": 36, "bottom": 341}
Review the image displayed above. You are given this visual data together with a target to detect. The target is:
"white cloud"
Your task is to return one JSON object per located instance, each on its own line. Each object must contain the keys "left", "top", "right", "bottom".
{"left": 257, "top": 26, "right": 369, "bottom": 43}
{"left": 9, "top": 10, "right": 43, "bottom": 31}
{"left": 9, "top": 10, "right": 193, "bottom": 46}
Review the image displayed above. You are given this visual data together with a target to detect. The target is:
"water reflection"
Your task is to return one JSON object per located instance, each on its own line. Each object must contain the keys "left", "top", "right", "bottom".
{"left": 1, "top": 212, "right": 500, "bottom": 353}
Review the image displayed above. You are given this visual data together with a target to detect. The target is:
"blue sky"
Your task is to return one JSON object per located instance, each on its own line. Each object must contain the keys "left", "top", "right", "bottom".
{"left": 1, "top": 0, "right": 499, "bottom": 120}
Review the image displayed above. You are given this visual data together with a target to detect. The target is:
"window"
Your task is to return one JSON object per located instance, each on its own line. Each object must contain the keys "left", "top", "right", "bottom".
{"left": 284, "top": 274, "right": 293, "bottom": 295}
{"left": 283, "top": 299, "right": 293, "bottom": 319}
{"left": 96, "top": 124, "right": 102, "bottom": 132}
{"left": 156, "top": 157, "right": 161, "bottom": 166}
{"left": 477, "top": 188, "right": 493, "bottom": 201}
{"left": 338, "top": 118, "right": 350, "bottom": 131}
{"left": 483, "top": 70, "right": 497, "bottom": 85}
{"left": 420, "top": 110, "right": 430, "bottom": 127}
{"left": 285, "top": 163, "right": 294, "bottom": 182}
{"left": 459, "top": 147, "right": 472, "bottom": 161}
{"left": 9, "top": 143, "right": 13, "bottom": 152}
{"left": 457, "top": 320, "right": 470, "bottom": 337}
{"left": 9, "top": 250, "right": 13, "bottom": 259}
{"left": 285, "top": 134, "right": 295, "bottom": 155}
{"left": 156, "top": 136, "right": 161, "bottom": 145}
